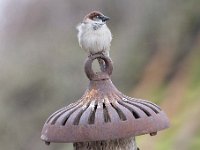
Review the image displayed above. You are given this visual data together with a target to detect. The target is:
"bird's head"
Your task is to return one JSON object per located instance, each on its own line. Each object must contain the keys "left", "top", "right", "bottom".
{"left": 81, "top": 11, "right": 110, "bottom": 30}
{"left": 84, "top": 11, "right": 110, "bottom": 23}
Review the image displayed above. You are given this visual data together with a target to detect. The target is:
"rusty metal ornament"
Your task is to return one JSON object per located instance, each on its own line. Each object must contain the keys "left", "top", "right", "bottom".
{"left": 41, "top": 54, "right": 169, "bottom": 144}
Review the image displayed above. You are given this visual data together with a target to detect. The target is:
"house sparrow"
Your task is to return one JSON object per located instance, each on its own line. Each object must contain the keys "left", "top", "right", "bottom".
{"left": 77, "top": 11, "right": 112, "bottom": 70}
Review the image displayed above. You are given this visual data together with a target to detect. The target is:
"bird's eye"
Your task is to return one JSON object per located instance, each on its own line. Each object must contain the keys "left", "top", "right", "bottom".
{"left": 96, "top": 15, "right": 100, "bottom": 18}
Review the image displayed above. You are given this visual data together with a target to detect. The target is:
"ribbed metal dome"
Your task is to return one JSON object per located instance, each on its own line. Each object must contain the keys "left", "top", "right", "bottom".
{"left": 41, "top": 54, "right": 169, "bottom": 144}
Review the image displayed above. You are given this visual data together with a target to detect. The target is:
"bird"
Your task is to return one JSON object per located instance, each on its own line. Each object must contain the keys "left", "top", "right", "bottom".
{"left": 77, "top": 11, "right": 112, "bottom": 71}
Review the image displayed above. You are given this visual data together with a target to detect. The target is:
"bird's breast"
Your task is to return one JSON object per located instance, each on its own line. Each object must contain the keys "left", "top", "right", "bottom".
{"left": 80, "top": 27, "right": 112, "bottom": 54}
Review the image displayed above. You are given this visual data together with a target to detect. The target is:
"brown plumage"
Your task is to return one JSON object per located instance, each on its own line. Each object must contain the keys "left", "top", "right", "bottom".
{"left": 83, "top": 11, "right": 104, "bottom": 21}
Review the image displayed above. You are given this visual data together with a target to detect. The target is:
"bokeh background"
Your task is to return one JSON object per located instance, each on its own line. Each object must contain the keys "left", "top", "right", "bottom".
{"left": 0, "top": 0, "right": 200, "bottom": 150}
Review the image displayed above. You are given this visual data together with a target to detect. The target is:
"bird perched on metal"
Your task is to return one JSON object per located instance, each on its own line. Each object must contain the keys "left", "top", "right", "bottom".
{"left": 77, "top": 11, "right": 112, "bottom": 71}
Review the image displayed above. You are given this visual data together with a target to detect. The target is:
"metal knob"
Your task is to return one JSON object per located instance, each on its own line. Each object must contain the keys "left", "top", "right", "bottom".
{"left": 41, "top": 54, "right": 169, "bottom": 144}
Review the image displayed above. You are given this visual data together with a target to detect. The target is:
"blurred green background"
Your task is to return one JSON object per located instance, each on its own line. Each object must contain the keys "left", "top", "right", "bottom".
{"left": 0, "top": 0, "right": 200, "bottom": 150}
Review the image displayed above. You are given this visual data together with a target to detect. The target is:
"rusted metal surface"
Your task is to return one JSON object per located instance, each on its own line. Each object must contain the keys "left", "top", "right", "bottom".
{"left": 41, "top": 54, "right": 169, "bottom": 144}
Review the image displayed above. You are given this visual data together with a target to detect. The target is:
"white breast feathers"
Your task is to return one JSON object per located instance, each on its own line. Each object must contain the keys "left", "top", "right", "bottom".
{"left": 77, "top": 23, "right": 112, "bottom": 56}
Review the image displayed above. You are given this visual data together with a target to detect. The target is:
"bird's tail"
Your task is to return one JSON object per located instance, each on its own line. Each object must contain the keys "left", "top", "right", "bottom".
{"left": 98, "top": 58, "right": 105, "bottom": 72}
{"left": 96, "top": 51, "right": 110, "bottom": 72}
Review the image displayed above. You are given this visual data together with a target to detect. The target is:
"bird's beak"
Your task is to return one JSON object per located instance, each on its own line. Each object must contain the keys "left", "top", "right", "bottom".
{"left": 100, "top": 15, "right": 110, "bottom": 22}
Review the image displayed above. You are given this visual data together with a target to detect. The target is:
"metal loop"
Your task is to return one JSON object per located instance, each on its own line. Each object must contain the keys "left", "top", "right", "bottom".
{"left": 84, "top": 54, "right": 113, "bottom": 81}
